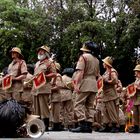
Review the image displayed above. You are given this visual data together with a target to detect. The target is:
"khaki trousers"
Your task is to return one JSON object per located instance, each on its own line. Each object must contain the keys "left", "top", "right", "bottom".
{"left": 60, "top": 100, "right": 74, "bottom": 125}
{"left": 103, "top": 99, "right": 119, "bottom": 125}
{"left": 51, "top": 102, "right": 61, "bottom": 123}
{"left": 74, "top": 92, "right": 96, "bottom": 122}
{"left": 94, "top": 110, "right": 102, "bottom": 124}
{"left": 133, "top": 105, "right": 140, "bottom": 126}
{"left": 33, "top": 94, "right": 50, "bottom": 119}
{"left": 5, "top": 82, "right": 23, "bottom": 101}
{"left": 21, "top": 89, "right": 33, "bottom": 112}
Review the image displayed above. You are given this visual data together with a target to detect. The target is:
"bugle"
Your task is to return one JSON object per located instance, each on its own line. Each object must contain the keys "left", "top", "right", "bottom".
{"left": 23, "top": 70, "right": 48, "bottom": 86}
{"left": 23, "top": 76, "right": 35, "bottom": 86}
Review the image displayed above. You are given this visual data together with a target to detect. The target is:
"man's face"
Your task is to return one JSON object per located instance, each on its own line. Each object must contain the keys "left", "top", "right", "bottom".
{"left": 135, "top": 71, "right": 140, "bottom": 78}
{"left": 11, "top": 52, "right": 19, "bottom": 59}
{"left": 38, "top": 49, "right": 46, "bottom": 55}
{"left": 37, "top": 49, "right": 47, "bottom": 60}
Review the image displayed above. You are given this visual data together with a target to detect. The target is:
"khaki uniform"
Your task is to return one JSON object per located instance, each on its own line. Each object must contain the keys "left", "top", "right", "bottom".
{"left": 0, "top": 88, "right": 6, "bottom": 101}
{"left": 119, "top": 108, "right": 126, "bottom": 125}
{"left": 115, "top": 80, "right": 123, "bottom": 96}
{"left": 0, "top": 77, "right": 6, "bottom": 101}
{"left": 33, "top": 59, "right": 56, "bottom": 119}
{"left": 22, "top": 72, "right": 33, "bottom": 111}
{"left": 74, "top": 53, "right": 100, "bottom": 122}
{"left": 102, "top": 68, "right": 119, "bottom": 125}
{"left": 120, "top": 88, "right": 129, "bottom": 112}
{"left": 132, "top": 78, "right": 140, "bottom": 126}
{"left": 60, "top": 75, "right": 74, "bottom": 126}
{"left": 50, "top": 73, "right": 62, "bottom": 123}
{"left": 6, "top": 60, "right": 27, "bottom": 101}
{"left": 94, "top": 94, "right": 104, "bottom": 125}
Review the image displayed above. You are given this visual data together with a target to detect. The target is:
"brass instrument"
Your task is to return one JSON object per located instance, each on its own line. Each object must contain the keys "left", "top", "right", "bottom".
{"left": 23, "top": 71, "right": 48, "bottom": 86}
{"left": 23, "top": 76, "right": 35, "bottom": 86}
{"left": 26, "top": 118, "right": 45, "bottom": 138}
{"left": 65, "top": 81, "right": 74, "bottom": 90}
{"left": 17, "top": 115, "right": 45, "bottom": 138}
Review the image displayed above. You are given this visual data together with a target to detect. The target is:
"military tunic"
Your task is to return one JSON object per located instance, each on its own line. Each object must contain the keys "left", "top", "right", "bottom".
{"left": 50, "top": 73, "right": 62, "bottom": 123}
{"left": 74, "top": 53, "right": 100, "bottom": 122}
{"left": 33, "top": 59, "right": 56, "bottom": 119}
{"left": 102, "top": 68, "right": 119, "bottom": 125}
{"left": 6, "top": 59, "right": 27, "bottom": 101}
{"left": 132, "top": 78, "right": 140, "bottom": 126}
{"left": 60, "top": 75, "right": 74, "bottom": 126}
{"left": 22, "top": 72, "right": 33, "bottom": 112}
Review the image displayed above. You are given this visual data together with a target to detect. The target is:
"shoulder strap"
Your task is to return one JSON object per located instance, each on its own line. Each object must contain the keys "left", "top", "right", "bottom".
{"left": 45, "top": 60, "right": 55, "bottom": 72}
{"left": 81, "top": 55, "right": 87, "bottom": 73}
{"left": 17, "top": 60, "right": 24, "bottom": 77}
{"left": 109, "top": 68, "right": 118, "bottom": 80}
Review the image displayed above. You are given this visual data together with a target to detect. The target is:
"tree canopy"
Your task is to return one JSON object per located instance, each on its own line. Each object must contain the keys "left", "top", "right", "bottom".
{"left": 0, "top": 0, "right": 140, "bottom": 86}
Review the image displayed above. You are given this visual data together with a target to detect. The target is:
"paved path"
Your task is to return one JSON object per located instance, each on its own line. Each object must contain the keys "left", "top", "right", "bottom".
{"left": 1, "top": 131, "right": 140, "bottom": 140}
{"left": 41, "top": 131, "right": 140, "bottom": 140}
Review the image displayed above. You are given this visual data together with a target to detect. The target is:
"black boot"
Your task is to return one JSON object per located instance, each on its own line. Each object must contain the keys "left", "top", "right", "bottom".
{"left": 43, "top": 118, "right": 49, "bottom": 131}
{"left": 68, "top": 124, "right": 74, "bottom": 131}
{"left": 99, "top": 124, "right": 111, "bottom": 132}
{"left": 74, "top": 122, "right": 79, "bottom": 128}
{"left": 110, "top": 123, "right": 119, "bottom": 133}
{"left": 119, "top": 125, "right": 125, "bottom": 132}
{"left": 59, "top": 123, "right": 65, "bottom": 131}
{"left": 71, "top": 120, "right": 92, "bottom": 133}
{"left": 129, "top": 125, "right": 139, "bottom": 133}
{"left": 68, "top": 122, "right": 79, "bottom": 131}
{"left": 49, "top": 123, "right": 64, "bottom": 131}
{"left": 85, "top": 122, "right": 92, "bottom": 133}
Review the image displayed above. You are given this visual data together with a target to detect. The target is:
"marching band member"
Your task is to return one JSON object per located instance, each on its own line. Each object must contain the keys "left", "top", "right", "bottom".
{"left": 22, "top": 64, "right": 34, "bottom": 113}
{"left": 0, "top": 72, "right": 6, "bottom": 101}
{"left": 71, "top": 41, "right": 100, "bottom": 133}
{"left": 60, "top": 68, "right": 74, "bottom": 130}
{"left": 99, "top": 56, "right": 119, "bottom": 133}
{"left": 93, "top": 93, "right": 103, "bottom": 132}
{"left": 128, "top": 64, "right": 140, "bottom": 133}
{"left": 32, "top": 45, "right": 56, "bottom": 131}
{"left": 6, "top": 47, "right": 28, "bottom": 101}
{"left": 50, "top": 62, "right": 64, "bottom": 131}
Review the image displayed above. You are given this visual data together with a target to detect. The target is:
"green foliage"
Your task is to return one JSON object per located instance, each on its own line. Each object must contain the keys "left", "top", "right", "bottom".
{"left": 0, "top": 0, "right": 140, "bottom": 86}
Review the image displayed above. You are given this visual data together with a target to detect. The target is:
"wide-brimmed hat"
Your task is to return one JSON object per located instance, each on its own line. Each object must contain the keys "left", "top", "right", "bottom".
{"left": 134, "top": 65, "right": 140, "bottom": 71}
{"left": 55, "top": 62, "right": 61, "bottom": 71}
{"left": 102, "top": 56, "right": 113, "bottom": 67}
{"left": 80, "top": 44, "right": 91, "bottom": 52}
{"left": 37, "top": 45, "right": 50, "bottom": 54}
{"left": 10, "top": 47, "right": 24, "bottom": 58}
